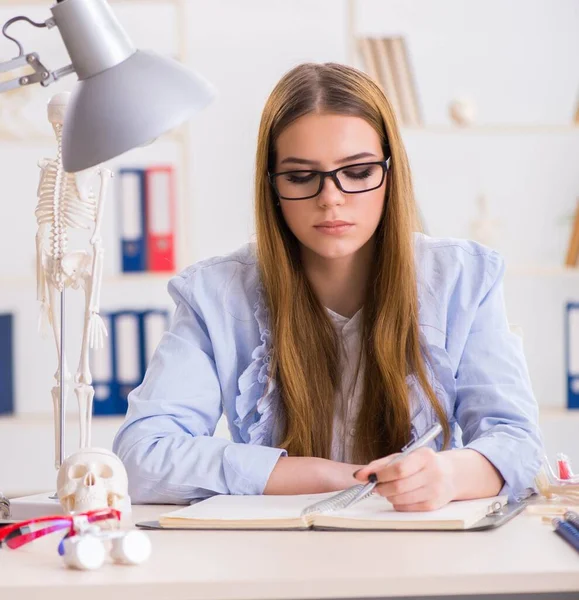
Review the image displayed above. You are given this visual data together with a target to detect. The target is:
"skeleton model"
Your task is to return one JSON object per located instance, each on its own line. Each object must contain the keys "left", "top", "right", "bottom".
{"left": 35, "top": 92, "right": 112, "bottom": 471}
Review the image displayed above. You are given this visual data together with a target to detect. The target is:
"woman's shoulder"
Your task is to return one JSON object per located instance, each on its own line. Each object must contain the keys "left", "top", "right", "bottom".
{"left": 178, "top": 242, "right": 258, "bottom": 278}
{"left": 414, "top": 232, "right": 503, "bottom": 289}
{"left": 168, "top": 243, "right": 261, "bottom": 320}
{"left": 413, "top": 233, "right": 505, "bottom": 337}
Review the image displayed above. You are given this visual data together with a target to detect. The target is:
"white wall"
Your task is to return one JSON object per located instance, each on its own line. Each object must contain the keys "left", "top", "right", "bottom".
{"left": 184, "top": 0, "right": 348, "bottom": 260}
{"left": 352, "top": 0, "right": 579, "bottom": 410}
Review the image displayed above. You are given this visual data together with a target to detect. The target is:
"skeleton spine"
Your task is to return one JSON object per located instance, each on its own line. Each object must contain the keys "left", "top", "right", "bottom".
{"left": 52, "top": 123, "right": 68, "bottom": 290}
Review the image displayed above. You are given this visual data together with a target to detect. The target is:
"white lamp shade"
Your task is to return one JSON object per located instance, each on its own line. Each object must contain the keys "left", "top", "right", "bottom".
{"left": 62, "top": 50, "right": 215, "bottom": 172}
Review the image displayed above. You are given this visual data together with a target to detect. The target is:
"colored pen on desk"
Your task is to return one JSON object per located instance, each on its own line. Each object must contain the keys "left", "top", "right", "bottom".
{"left": 552, "top": 517, "right": 579, "bottom": 554}
{"left": 342, "top": 422, "right": 443, "bottom": 509}
{"left": 564, "top": 510, "right": 579, "bottom": 534}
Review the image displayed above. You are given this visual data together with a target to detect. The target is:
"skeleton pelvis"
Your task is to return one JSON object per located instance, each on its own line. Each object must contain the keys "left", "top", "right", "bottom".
{"left": 45, "top": 251, "right": 91, "bottom": 289}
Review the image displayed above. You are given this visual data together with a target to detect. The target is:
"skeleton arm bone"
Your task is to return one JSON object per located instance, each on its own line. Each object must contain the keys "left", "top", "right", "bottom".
{"left": 36, "top": 159, "right": 53, "bottom": 334}
{"left": 36, "top": 158, "right": 51, "bottom": 197}
{"left": 86, "top": 168, "right": 113, "bottom": 349}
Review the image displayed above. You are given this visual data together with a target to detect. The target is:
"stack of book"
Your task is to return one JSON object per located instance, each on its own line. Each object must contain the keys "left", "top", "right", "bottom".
{"left": 357, "top": 36, "right": 423, "bottom": 127}
{"left": 91, "top": 308, "right": 170, "bottom": 415}
{"left": 117, "top": 165, "right": 177, "bottom": 273}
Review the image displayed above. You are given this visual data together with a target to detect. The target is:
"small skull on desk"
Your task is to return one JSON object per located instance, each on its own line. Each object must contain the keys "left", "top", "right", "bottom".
{"left": 57, "top": 448, "right": 129, "bottom": 514}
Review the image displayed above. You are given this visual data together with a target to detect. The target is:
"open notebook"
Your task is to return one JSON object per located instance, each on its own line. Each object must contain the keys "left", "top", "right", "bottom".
{"left": 156, "top": 492, "right": 510, "bottom": 531}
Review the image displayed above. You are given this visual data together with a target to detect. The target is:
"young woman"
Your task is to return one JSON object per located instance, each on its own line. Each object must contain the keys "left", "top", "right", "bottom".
{"left": 113, "top": 63, "right": 542, "bottom": 511}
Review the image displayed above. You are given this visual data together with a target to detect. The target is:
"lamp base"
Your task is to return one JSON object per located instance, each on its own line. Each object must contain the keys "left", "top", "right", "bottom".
{"left": 8, "top": 492, "right": 132, "bottom": 520}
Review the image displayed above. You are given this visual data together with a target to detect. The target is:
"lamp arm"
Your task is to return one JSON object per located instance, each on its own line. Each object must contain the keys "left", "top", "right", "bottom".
{"left": 0, "top": 15, "right": 75, "bottom": 94}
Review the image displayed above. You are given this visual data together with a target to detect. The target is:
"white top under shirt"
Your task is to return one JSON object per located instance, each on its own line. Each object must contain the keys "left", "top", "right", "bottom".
{"left": 327, "top": 307, "right": 365, "bottom": 463}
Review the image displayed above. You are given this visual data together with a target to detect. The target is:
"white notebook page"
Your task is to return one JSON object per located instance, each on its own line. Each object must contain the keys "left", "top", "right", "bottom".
{"left": 161, "top": 492, "right": 506, "bottom": 527}
{"left": 332, "top": 494, "right": 506, "bottom": 526}
{"left": 161, "top": 493, "right": 336, "bottom": 522}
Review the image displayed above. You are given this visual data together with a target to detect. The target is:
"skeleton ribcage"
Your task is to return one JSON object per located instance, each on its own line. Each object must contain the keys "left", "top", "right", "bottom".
{"left": 35, "top": 159, "right": 97, "bottom": 261}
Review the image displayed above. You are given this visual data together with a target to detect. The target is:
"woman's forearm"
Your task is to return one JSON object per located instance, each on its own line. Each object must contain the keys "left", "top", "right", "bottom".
{"left": 446, "top": 449, "right": 504, "bottom": 500}
{"left": 264, "top": 456, "right": 362, "bottom": 495}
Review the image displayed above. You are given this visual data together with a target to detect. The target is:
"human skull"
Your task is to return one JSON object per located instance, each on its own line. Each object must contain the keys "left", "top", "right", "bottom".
{"left": 57, "top": 448, "right": 129, "bottom": 514}
{"left": 47, "top": 92, "right": 70, "bottom": 126}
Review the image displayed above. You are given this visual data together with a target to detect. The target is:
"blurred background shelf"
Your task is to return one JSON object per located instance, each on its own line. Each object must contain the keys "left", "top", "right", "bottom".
{"left": 507, "top": 265, "right": 579, "bottom": 276}
{"left": 0, "top": 273, "right": 175, "bottom": 287}
{"left": 0, "top": 413, "right": 230, "bottom": 497}
{"left": 402, "top": 125, "right": 579, "bottom": 134}
{"left": 0, "top": 128, "right": 186, "bottom": 145}
{"left": 0, "top": 409, "right": 574, "bottom": 497}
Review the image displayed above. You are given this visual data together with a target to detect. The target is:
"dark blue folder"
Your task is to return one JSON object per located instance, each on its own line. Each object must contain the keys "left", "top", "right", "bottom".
{"left": 0, "top": 314, "right": 14, "bottom": 415}
{"left": 118, "top": 168, "right": 147, "bottom": 273}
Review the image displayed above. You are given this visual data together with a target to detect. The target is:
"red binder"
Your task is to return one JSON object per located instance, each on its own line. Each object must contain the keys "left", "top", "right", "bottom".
{"left": 145, "top": 165, "right": 176, "bottom": 272}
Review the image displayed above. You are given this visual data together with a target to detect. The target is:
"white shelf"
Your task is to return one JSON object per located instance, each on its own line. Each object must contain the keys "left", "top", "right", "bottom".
{"left": 401, "top": 125, "right": 579, "bottom": 134}
{"left": 7, "top": 267, "right": 577, "bottom": 288}
{"left": 0, "top": 413, "right": 124, "bottom": 426}
{"left": 0, "top": 0, "right": 174, "bottom": 4}
{"left": 0, "top": 272, "right": 174, "bottom": 288}
{"left": 0, "top": 127, "right": 185, "bottom": 146}
{"left": 506, "top": 265, "right": 579, "bottom": 277}
{"left": 539, "top": 407, "right": 579, "bottom": 419}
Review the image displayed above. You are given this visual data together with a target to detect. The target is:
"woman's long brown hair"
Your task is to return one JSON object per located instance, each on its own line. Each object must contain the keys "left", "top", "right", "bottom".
{"left": 254, "top": 63, "right": 450, "bottom": 462}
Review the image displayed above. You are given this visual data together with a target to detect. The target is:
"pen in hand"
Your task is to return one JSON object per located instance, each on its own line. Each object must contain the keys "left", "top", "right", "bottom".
{"left": 345, "top": 422, "right": 443, "bottom": 509}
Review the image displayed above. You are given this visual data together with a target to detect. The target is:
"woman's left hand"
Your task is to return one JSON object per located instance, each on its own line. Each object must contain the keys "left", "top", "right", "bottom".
{"left": 354, "top": 448, "right": 458, "bottom": 512}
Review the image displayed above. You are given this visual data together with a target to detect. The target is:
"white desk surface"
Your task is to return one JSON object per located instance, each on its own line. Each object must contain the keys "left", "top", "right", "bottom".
{"left": 1, "top": 504, "right": 579, "bottom": 600}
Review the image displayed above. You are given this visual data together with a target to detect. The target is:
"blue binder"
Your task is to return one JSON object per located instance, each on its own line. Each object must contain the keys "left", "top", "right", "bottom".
{"left": 565, "top": 302, "right": 579, "bottom": 409}
{"left": 118, "top": 168, "right": 147, "bottom": 272}
{"left": 91, "top": 312, "right": 117, "bottom": 416}
{"left": 0, "top": 314, "right": 14, "bottom": 415}
{"left": 115, "top": 310, "right": 156, "bottom": 415}
{"left": 91, "top": 309, "right": 170, "bottom": 415}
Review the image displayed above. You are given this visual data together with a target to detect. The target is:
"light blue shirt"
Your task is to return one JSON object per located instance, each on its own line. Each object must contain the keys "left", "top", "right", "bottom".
{"left": 113, "top": 234, "right": 543, "bottom": 504}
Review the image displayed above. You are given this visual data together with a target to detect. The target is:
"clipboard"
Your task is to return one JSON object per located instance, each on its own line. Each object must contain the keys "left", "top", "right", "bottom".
{"left": 135, "top": 500, "right": 528, "bottom": 532}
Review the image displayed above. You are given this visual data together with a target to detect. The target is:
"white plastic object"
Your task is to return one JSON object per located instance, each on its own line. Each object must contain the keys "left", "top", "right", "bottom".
{"left": 57, "top": 447, "right": 129, "bottom": 514}
{"left": 448, "top": 97, "right": 477, "bottom": 127}
{"left": 109, "top": 530, "right": 152, "bottom": 565}
{"left": 61, "top": 535, "right": 106, "bottom": 571}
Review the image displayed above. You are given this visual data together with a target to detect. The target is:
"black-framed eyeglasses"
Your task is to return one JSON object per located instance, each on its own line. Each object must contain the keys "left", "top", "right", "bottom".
{"left": 268, "top": 159, "right": 390, "bottom": 201}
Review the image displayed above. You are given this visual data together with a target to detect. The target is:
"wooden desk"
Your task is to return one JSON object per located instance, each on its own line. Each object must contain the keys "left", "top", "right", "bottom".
{"left": 1, "top": 504, "right": 579, "bottom": 600}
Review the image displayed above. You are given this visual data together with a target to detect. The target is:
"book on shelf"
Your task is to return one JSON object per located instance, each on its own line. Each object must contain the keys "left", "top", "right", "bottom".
{"left": 155, "top": 492, "right": 509, "bottom": 531}
{"left": 0, "top": 314, "right": 14, "bottom": 415}
{"left": 145, "top": 165, "right": 176, "bottom": 273}
{"left": 91, "top": 308, "right": 170, "bottom": 416}
{"left": 117, "top": 165, "right": 177, "bottom": 274}
{"left": 357, "top": 36, "right": 422, "bottom": 127}
{"left": 388, "top": 36, "right": 422, "bottom": 127}
{"left": 357, "top": 37, "right": 381, "bottom": 87}
{"left": 566, "top": 303, "right": 579, "bottom": 409}
{"left": 374, "top": 38, "right": 403, "bottom": 121}
{"left": 565, "top": 198, "right": 579, "bottom": 267}
{"left": 118, "top": 168, "right": 147, "bottom": 273}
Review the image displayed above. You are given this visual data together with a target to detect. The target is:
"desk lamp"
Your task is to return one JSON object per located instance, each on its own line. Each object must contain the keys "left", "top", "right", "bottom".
{"left": 0, "top": 0, "right": 215, "bottom": 518}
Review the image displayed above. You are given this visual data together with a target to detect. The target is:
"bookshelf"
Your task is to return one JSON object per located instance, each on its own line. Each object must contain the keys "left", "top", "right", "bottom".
{"left": 0, "top": 0, "right": 193, "bottom": 272}
{"left": 347, "top": 0, "right": 579, "bottom": 424}
{"left": 347, "top": 0, "right": 578, "bottom": 133}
